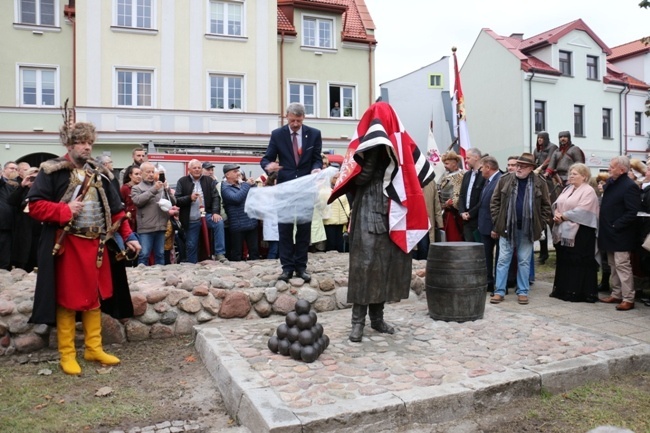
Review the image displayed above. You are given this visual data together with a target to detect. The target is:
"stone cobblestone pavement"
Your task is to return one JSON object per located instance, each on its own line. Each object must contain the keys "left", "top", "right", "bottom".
{"left": 195, "top": 281, "right": 650, "bottom": 433}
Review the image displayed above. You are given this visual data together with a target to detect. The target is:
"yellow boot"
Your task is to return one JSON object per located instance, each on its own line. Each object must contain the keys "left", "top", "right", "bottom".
{"left": 82, "top": 309, "right": 120, "bottom": 365}
{"left": 56, "top": 306, "right": 81, "bottom": 375}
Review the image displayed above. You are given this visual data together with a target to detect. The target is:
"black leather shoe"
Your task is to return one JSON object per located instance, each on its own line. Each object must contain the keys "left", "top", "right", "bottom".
{"left": 296, "top": 271, "right": 311, "bottom": 282}
{"left": 278, "top": 271, "right": 293, "bottom": 282}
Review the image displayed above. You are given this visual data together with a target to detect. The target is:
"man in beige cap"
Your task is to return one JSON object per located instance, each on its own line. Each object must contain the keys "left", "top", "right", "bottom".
{"left": 490, "top": 153, "right": 551, "bottom": 305}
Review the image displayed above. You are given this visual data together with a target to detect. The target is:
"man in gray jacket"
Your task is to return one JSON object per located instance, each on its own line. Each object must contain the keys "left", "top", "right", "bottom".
{"left": 131, "top": 162, "right": 176, "bottom": 266}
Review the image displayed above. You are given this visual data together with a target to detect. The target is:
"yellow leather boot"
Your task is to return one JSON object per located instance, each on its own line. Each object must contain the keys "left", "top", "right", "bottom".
{"left": 56, "top": 306, "right": 81, "bottom": 375}
{"left": 82, "top": 309, "right": 120, "bottom": 365}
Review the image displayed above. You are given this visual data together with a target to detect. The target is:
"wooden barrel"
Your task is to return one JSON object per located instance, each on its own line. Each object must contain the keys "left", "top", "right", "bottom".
{"left": 425, "top": 242, "right": 487, "bottom": 322}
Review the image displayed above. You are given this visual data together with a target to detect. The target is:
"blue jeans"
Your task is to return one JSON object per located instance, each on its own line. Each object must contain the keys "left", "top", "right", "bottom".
{"left": 138, "top": 231, "right": 165, "bottom": 266}
{"left": 495, "top": 229, "right": 533, "bottom": 296}
{"left": 185, "top": 216, "right": 225, "bottom": 263}
{"left": 266, "top": 241, "right": 279, "bottom": 259}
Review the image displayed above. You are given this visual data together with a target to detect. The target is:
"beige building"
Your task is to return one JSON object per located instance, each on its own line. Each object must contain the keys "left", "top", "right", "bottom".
{"left": 0, "top": 0, "right": 376, "bottom": 172}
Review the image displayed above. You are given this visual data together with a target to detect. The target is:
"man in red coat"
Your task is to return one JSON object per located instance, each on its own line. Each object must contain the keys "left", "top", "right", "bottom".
{"left": 28, "top": 121, "right": 141, "bottom": 375}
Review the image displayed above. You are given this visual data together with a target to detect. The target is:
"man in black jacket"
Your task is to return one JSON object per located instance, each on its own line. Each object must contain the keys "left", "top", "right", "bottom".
{"left": 598, "top": 156, "right": 642, "bottom": 311}
{"left": 175, "top": 159, "right": 226, "bottom": 263}
{"left": 458, "top": 148, "right": 485, "bottom": 242}
{"left": 0, "top": 161, "right": 19, "bottom": 270}
{"left": 260, "top": 103, "right": 323, "bottom": 282}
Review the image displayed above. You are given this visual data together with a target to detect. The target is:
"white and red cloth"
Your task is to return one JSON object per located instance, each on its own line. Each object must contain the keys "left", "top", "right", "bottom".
{"left": 329, "top": 102, "right": 435, "bottom": 253}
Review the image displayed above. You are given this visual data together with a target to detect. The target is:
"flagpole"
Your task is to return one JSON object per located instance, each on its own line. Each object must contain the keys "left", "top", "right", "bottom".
{"left": 452, "top": 46, "right": 461, "bottom": 154}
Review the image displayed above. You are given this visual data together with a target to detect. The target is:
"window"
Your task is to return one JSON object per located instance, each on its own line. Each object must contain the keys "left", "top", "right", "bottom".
{"left": 574, "top": 105, "right": 584, "bottom": 137}
{"left": 428, "top": 74, "right": 443, "bottom": 88}
{"left": 20, "top": 67, "right": 57, "bottom": 106}
{"left": 559, "top": 50, "right": 572, "bottom": 76}
{"left": 635, "top": 112, "right": 643, "bottom": 136}
{"left": 209, "top": 75, "right": 242, "bottom": 110}
{"left": 116, "top": 0, "right": 153, "bottom": 29}
{"left": 329, "top": 85, "right": 355, "bottom": 118}
{"left": 209, "top": 1, "right": 243, "bottom": 36}
{"left": 587, "top": 55, "right": 599, "bottom": 80}
{"left": 116, "top": 69, "right": 152, "bottom": 107}
{"left": 289, "top": 82, "right": 316, "bottom": 116}
{"left": 602, "top": 108, "right": 611, "bottom": 138}
{"left": 534, "top": 100, "right": 546, "bottom": 133}
{"left": 303, "top": 16, "right": 333, "bottom": 49}
{"left": 18, "top": 0, "right": 56, "bottom": 26}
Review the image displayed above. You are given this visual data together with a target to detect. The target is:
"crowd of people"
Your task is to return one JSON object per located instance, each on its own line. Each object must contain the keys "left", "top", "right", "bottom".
{"left": 2, "top": 102, "right": 649, "bottom": 372}
{"left": 427, "top": 131, "right": 650, "bottom": 311}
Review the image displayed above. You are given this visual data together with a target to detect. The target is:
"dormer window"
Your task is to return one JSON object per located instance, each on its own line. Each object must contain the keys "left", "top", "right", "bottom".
{"left": 303, "top": 16, "right": 334, "bottom": 49}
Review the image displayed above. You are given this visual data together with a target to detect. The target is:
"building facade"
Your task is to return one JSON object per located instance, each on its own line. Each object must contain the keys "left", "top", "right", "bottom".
{"left": 461, "top": 19, "right": 649, "bottom": 169}
{"left": 0, "top": 0, "right": 376, "bottom": 173}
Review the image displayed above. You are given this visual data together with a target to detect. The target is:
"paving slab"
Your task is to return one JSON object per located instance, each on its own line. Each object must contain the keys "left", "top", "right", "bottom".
{"left": 195, "top": 281, "right": 650, "bottom": 433}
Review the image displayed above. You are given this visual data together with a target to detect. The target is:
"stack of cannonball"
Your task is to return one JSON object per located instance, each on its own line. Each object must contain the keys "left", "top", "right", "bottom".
{"left": 267, "top": 299, "right": 330, "bottom": 363}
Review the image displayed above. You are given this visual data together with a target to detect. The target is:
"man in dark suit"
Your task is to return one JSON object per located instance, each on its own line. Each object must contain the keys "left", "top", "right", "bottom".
{"left": 477, "top": 156, "right": 501, "bottom": 292}
{"left": 458, "top": 148, "right": 485, "bottom": 241}
{"left": 261, "top": 103, "right": 323, "bottom": 282}
{"left": 598, "top": 155, "right": 641, "bottom": 311}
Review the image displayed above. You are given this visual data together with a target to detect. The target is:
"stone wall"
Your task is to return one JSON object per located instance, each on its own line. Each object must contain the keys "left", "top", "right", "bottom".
{"left": 0, "top": 253, "right": 427, "bottom": 355}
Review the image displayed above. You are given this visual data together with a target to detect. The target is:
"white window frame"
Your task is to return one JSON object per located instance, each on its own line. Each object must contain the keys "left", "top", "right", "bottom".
{"left": 208, "top": 73, "right": 244, "bottom": 111}
{"left": 207, "top": 0, "right": 245, "bottom": 37}
{"left": 15, "top": 0, "right": 59, "bottom": 27}
{"left": 113, "top": 0, "right": 156, "bottom": 30}
{"left": 16, "top": 64, "right": 59, "bottom": 107}
{"left": 288, "top": 81, "right": 318, "bottom": 117}
{"left": 113, "top": 67, "right": 155, "bottom": 108}
{"left": 329, "top": 83, "right": 357, "bottom": 119}
{"left": 301, "top": 14, "right": 335, "bottom": 49}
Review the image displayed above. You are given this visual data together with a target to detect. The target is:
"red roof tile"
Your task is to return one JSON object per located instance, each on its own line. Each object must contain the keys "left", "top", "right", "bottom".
{"left": 277, "top": 7, "right": 296, "bottom": 35}
{"left": 605, "top": 62, "right": 649, "bottom": 90}
{"left": 517, "top": 19, "right": 611, "bottom": 55}
{"left": 608, "top": 39, "right": 650, "bottom": 62}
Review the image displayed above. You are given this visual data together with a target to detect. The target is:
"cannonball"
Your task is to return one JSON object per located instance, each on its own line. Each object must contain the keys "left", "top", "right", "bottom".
{"left": 278, "top": 338, "right": 291, "bottom": 356}
{"left": 312, "top": 341, "right": 322, "bottom": 355}
{"left": 267, "top": 336, "right": 279, "bottom": 353}
{"left": 285, "top": 311, "right": 299, "bottom": 327}
{"left": 322, "top": 334, "right": 330, "bottom": 350}
{"left": 298, "top": 329, "right": 315, "bottom": 346}
{"left": 287, "top": 326, "right": 300, "bottom": 343}
{"left": 296, "top": 314, "right": 312, "bottom": 330}
{"left": 300, "top": 345, "right": 318, "bottom": 363}
{"left": 317, "top": 336, "right": 325, "bottom": 349}
{"left": 288, "top": 341, "right": 301, "bottom": 360}
{"left": 276, "top": 323, "right": 289, "bottom": 339}
{"left": 314, "top": 323, "right": 324, "bottom": 338}
{"left": 295, "top": 299, "right": 311, "bottom": 315}
{"left": 309, "top": 310, "right": 317, "bottom": 325}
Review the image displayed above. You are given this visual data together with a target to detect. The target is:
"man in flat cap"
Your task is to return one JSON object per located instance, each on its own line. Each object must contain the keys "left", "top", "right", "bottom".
{"left": 221, "top": 164, "right": 259, "bottom": 261}
{"left": 490, "top": 153, "right": 551, "bottom": 305}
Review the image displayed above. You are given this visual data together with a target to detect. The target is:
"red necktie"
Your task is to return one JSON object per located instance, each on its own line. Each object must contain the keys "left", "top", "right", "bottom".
{"left": 292, "top": 132, "right": 300, "bottom": 164}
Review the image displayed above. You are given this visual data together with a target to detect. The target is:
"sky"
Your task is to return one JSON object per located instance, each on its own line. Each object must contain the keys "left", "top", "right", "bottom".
{"left": 364, "top": 0, "right": 649, "bottom": 89}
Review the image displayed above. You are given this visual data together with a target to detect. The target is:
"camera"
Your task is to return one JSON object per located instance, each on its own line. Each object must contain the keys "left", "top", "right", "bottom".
{"left": 158, "top": 172, "right": 166, "bottom": 183}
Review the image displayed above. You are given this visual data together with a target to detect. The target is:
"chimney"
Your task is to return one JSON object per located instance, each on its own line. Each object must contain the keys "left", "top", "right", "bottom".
{"left": 509, "top": 33, "right": 524, "bottom": 40}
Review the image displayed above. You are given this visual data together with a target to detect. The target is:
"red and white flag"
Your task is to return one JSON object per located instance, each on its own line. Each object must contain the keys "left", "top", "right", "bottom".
{"left": 329, "top": 102, "right": 435, "bottom": 253}
{"left": 452, "top": 48, "right": 471, "bottom": 169}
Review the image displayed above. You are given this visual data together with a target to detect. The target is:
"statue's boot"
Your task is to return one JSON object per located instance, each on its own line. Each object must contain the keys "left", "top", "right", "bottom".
{"left": 369, "top": 303, "right": 395, "bottom": 334}
{"left": 349, "top": 303, "right": 367, "bottom": 342}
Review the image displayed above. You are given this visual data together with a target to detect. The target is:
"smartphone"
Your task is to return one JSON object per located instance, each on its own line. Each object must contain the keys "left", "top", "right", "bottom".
{"left": 159, "top": 172, "right": 166, "bottom": 183}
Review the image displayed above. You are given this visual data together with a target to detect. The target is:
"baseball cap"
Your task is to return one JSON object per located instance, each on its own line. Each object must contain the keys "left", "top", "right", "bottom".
{"left": 202, "top": 162, "right": 215, "bottom": 169}
{"left": 223, "top": 163, "right": 240, "bottom": 174}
